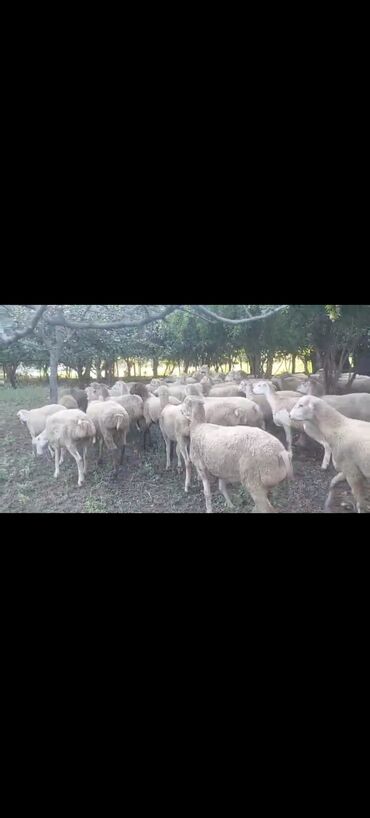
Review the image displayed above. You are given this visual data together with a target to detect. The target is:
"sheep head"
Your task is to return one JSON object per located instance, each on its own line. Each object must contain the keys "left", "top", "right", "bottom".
{"left": 33, "top": 430, "right": 49, "bottom": 456}
{"left": 74, "top": 418, "right": 96, "bottom": 440}
{"left": 253, "top": 381, "right": 269, "bottom": 395}
{"left": 290, "top": 396, "right": 316, "bottom": 421}
{"left": 181, "top": 395, "right": 205, "bottom": 423}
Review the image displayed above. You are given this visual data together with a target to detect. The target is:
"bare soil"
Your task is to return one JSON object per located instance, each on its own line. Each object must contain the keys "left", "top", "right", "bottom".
{"left": 0, "top": 385, "right": 366, "bottom": 513}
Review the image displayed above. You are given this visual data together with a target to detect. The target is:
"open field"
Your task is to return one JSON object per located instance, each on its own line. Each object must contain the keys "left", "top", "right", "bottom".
{"left": 0, "top": 385, "right": 362, "bottom": 513}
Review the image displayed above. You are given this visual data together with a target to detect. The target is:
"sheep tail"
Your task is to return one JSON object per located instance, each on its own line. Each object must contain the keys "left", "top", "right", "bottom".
{"left": 280, "top": 449, "right": 294, "bottom": 480}
{"left": 115, "top": 414, "right": 124, "bottom": 430}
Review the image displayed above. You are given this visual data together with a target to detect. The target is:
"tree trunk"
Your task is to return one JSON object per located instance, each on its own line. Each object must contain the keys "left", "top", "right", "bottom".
{"left": 152, "top": 358, "right": 159, "bottom": 378}
{"left": 264, "top": 354, "right": 274, "bottom": 378}
{"left": 291, "top": 354, "right": 296, "bottom": 374}
{"left": 184, "top": 361, "right": 189, "bottom": 374}
{"left": 49, "top": 349, "right": 59, "bottom": 402}
{"left": 125, "top": 359, "right": 132, "bottom": 378}
{"left": 138, "top": 361, "right": 142, "bottom": 376}
{"left": 4, "top": 364, "right": 18, "bottom": 388}
{"left": 247, "top": 354, "right": 262, "bottom": 377}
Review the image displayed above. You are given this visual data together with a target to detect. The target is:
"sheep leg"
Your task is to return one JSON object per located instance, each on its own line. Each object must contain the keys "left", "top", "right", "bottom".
{"left": 97, "top": 438, "right": 104, "bottom": 464}
{"left": 304, "top": 423, "right": 332, "bottom": 469}
{"left": 283, "top": 424, "right": 293, "bottom": 455}
{"left": 345, "top": 471, "right": 368, "bottom": 513}
{"left": 54, "top": 446, "right": 60, "bottom": 479}
{"left": 83, "top": 444, "right": 88, "bottom": 475}
{"left": 67, "top": 445, "right": 85, "bottom": 486}
{"left": 198, "top": 466, "right": 213, "bottom": 513}
{"left": 324, "top": 472, "right": 347, "bottom": 510}
{"left": 164, "top": 437, "right": 172, "bottom": 470}
{"left": 176, "top": 443, "right": 182, "bottom": 471}
{"left": 119, "top": 433, "right": 126, "bottom": 465}
{"left": 179, "top": 441, "right": 191, "bottom": 492}
{"left": 219, "top": 479, "right": 234, "bottom": 508}
{"left": 59, "top": 447, "right": 66, "bottom": 466}
{"left": 143, "top": 425, "right": 152, "bottom": 451}
{"left": 248, "top": 484, "right": 277, "bottom": 513}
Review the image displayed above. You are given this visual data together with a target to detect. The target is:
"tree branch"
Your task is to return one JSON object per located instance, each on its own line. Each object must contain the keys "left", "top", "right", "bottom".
{"left": 45, "top": 305, "right": 182, "bottom": 331}
{"left": 0, "top": 305, "right": 49, "bottom": 347}
{"left": 195, "top": 305, "right": 289, "bottom": 324}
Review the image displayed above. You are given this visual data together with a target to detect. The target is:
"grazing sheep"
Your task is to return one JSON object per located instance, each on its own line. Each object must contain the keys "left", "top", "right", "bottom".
{"left": 86, "top": 400, "right": 130, "bottom": 475}
{"left": 290, "top": 395, "right": 370, "bottom": 513}
{"left": 33, "top": 409, "right": 96, "bottom": 487}
{"left": 181, "top": 396, "right": 293, "bottom": 513}
{"left": 58, "top": 394, "right": 78, "bottom": 409}
{"left": 61, "top": 387, "right": 88, "bottom": 412}
{"left": 17, "top": 404, "right": 66, "bottom": 454}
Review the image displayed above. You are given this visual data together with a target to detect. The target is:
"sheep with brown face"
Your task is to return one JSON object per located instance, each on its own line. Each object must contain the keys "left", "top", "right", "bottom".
{"left": 130, "top": 382, "right": 181, "bottom": 449}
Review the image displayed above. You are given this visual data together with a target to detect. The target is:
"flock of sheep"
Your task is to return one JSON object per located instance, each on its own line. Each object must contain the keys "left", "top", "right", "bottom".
{"left": 15, "top": 366, "right": 370, "bottom": 513}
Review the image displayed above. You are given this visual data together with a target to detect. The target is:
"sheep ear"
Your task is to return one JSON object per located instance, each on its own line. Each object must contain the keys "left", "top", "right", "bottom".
{"left": 18, "top": 410, "right": 29, "bottom": 421}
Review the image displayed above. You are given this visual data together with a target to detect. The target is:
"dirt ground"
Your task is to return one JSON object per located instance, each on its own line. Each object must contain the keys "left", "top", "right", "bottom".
{"left": 0, "top": 385, "right": 365, "bottom": 513}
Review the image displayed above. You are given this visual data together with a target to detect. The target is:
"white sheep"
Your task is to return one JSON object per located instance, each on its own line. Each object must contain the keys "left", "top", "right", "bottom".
{"left": 208, "top": 384, "right": 245, "bottom": 397}
{"left": 272, "top": 374, "right": 308, "bottom": 392}
{"left": 202, "top": 396, "right": 265, "bottom": 429}
{"left": 105, "top": 393, "right": 145, "bottom": 432}
{"left": 180, "top": 396, "right": 293, "bottom": 513}
{"left": 17, "top": 404, "right": 66, "bottom": 454}
{"left": 290, "top": 395, "right": 370, "bottom": 513}
{"left": 58, "top": 394, "right": 78, "bottom": 409}
{"left": 298, "top": 380, "right": 370, "bottom": 423}
{"left": 130, "top": 383, "right": 181, "bottom": 449}
{"left": 86, "top": 400, "right": 130, "bottom": 475}
{"left": 253, "top": 380, "right": 332, "bottom": 468}
{"left": 157, "top": 387, "right": 192, "bottom": 490}
{"left": 252, "top": 382, "right": 304, "bottom": 455}
{"left": 85, "top": 383, "right": 111, "bottom": 402}
{"left": 33, "top": 409, "right": 96, "bottom": 486}
{"left": 239, "top": 380, "right": 273, "bottom": 427}
{"left": 108, "top": 380, "right": 129, "bottom": 396}
{"left": 154, "top": 384, "right": 187, "bottom": 401}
